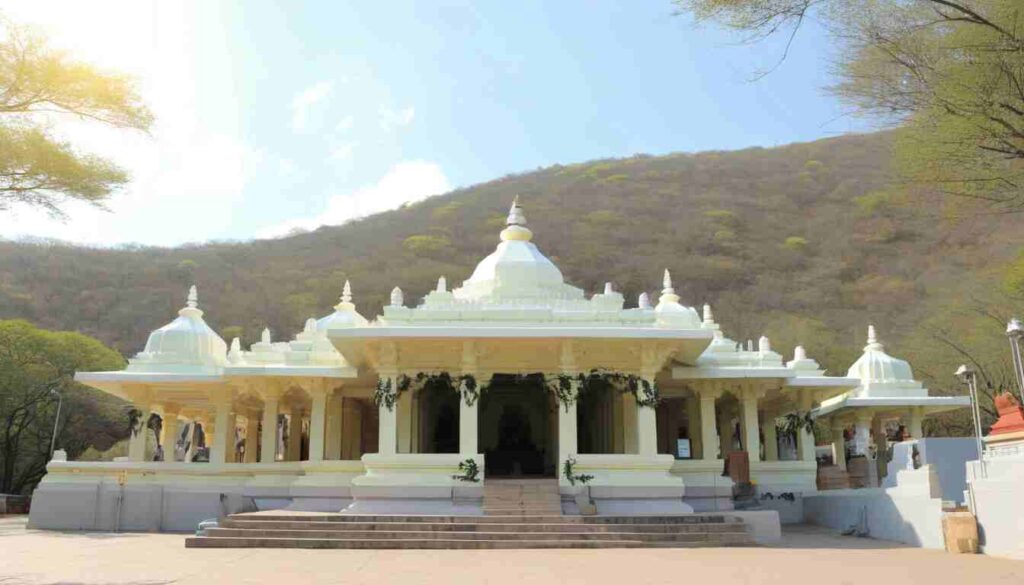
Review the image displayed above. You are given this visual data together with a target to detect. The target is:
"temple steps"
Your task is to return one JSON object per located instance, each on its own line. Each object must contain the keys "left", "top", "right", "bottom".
{"left": 482, "top": 478, "right": 562, "bottom": 515}
{"left": 186, "top": 513, "right": 755, "bottom": 549}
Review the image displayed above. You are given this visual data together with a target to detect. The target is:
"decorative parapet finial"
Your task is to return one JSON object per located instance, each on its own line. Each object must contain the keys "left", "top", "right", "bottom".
{"left": 794, "top": 345, "right": 807, "bottom": 361}
{"left": 507, "top": 196, "right": 526, "bottom": 226}
{"left": 662, "top": 269, "right": 674, "bottom": 295}
{"left": 638, "top": 292, "right": 652, "bottom": 309}
{"left": 758, "top": 335, "right": 771, "bottom": 353}
{"left": 304, "top": 318, "right": 316, "bottom": 333}
{"left": 187, "top": 285, "right": 198, "bottom": 309}
{"left": 261, "top": 327, "right": 271, "bottom": 344}
{"left": 865, "top": 325, "right": 883, "bottom": 350}
{"left": 702, "top": 303, "right": 714, "bottom": 324}
{"left": 228, "top": 337, "right": 244, "bottom": 364}
{"left": 437, "top": 276, "right": 447, "bottom": 293}
{"left": 390, "top": 286, "right": 404, "bottom": 307}
{"left": 341, "top": 280, "right": 353, "bottom": 304}
{"left": 604, "top": 282, "right": 613, "bottom": 294}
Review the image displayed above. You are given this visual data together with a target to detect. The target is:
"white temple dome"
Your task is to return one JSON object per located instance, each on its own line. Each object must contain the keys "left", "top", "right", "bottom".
{"left": 316, "top": 280, "right": 369, "bottom": 330}
{"left": 453, "top": 197, "right": 584, "bottom": 302}
{"left": 128, "top": 286, "right": 228, "bottom": 371}
{"left": 653, "top": 270, "right": 702, "bottom": 329}
{"left": 845, "top": 326, "right": 924, "bottom": 396}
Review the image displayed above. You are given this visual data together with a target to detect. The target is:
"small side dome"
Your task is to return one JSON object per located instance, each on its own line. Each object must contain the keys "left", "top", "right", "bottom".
{"left": 316, "top": 280, "right": 369, "bottom": 330}
{"left": 128, "top": 286, "right": 228, "bottom": 371}
{"left": 654, "top": 270, "right": 702, "bottom": 329}
{"left": 846, "top": 326, "right": 924, "bottom": 396}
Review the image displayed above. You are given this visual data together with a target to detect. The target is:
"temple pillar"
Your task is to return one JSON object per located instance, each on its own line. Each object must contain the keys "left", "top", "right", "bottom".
{"left": 686, "top": 396, "right": 701, "bottom": 459}
{"left": 740, "top": 387, "right": 761, "bottom": 461}
{"left": 764, "top": 415, "right": 779, "bottom": 461}
{"left": 397, "top": 386, "right": 412, "bottom": 454}
{"left": 378, "top": 377, "right": 398, "bottom": 456}
{"left": 208, "top": 394, "right": 233, "bottom": 465}
{"left": 853, "top": 414, "right": 873, "bottom": 457}
{"left": 157, "top": 405, "right": 181, "bottom": 462}
{"left": 325, "top": 393, "right": 343, "bottom": 460}
{"left": 831, "top": 425, "right": 847, "bottom": 470}
{"left": 637, "top": 403, "right": 658, "bottom": 456}
{"left": 797, "top": 394, "right": 817, "bottom": 463}
{"left": 719, "top": 405, "right": 735, "bottom": 458}
{"left": 307, "top": 384, "right": 329, "bottom": 462}
{"left": 699, "top": 389, "right": 720, "bottom": 460}
{"left": 128, "top": 403, "right": 151, "bottom": 462}
{"left": 557, "top": 380, "right": 579, "bottom": 467}
{"left": 287, "top": 406, "right": 303, "bottom": 461}
{"left": 872, "top": 415, "right": 888, "bottom": 483}
{"left": 908, "top": 407, "right": 924, "bottom": 439}
{"left": 459, "top": 378, "right": 479, "bottom": 455}
{"left": 244, "top": 412, "right": 259, "bottom": 463}
{"left": 260, "top": 393, "right": 279, "bottom": 463}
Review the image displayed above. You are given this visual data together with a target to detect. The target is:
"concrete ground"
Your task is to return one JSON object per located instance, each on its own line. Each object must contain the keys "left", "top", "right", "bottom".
{"left": 2, "top": 516, "right": 1023, "bottom": 584}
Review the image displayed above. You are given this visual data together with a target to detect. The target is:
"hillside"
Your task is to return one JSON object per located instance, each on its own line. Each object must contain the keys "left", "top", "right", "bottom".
{"left": 2, "top": 131, "right": 1021, "bottom": 406}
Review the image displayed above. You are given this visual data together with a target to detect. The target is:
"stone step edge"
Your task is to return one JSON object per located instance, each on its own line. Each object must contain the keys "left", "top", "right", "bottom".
{"left": 185, "top": 537, "right": 752, "bottom": 549}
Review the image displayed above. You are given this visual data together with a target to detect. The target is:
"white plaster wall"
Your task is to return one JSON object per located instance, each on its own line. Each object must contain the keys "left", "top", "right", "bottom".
{"left": 884, "top": 439, "right": 976, "bottom": 504}
{"left": 803, "top": 488, "right": 945, "bottom": 548}
{"left": 968, "top": 458, "right": 1024, "bottom": 559}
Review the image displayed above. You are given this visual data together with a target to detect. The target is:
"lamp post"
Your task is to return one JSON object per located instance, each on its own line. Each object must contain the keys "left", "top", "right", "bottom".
{"left": 1005, "top": 318, "right": 1024, "bottom": 407}
{"left": 49, "top": 389, "right": 64, "bottom": 459}
{"left": 955, "top": 365, "right": 985, "bottom": 478}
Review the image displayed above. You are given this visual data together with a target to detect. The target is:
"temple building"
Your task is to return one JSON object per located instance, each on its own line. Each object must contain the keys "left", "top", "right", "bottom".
{"left": 29, "top": 198, "right": 969, "bottom": 532}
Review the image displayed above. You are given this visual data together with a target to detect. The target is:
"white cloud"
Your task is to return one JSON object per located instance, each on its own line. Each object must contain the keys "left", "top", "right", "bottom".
{"left": 257, "top": 160, "right": 451, "bottom": 239}
{"left": 336, "top": 115, "right": 355, "bottom": 132}
{"left": 378, "top": 105, "right": 415, "bottom": 132}
{"left": 290, "top": 81, "right": 334, "bottom": 131}
{"left": 328, "top": 141, "right": 356, "bottom": 163}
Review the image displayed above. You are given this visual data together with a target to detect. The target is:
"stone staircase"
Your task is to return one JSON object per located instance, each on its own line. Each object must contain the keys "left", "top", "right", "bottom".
{"left": 186, "top": 512, "right": 754, "bottom": 549}
{"left": 483, "top": 478, "right": 562, "bottom": 515}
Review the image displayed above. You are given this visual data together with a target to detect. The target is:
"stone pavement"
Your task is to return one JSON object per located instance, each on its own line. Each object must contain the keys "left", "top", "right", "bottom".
{"left": 2, "top": 516, "right": 1023, "bottom": 584}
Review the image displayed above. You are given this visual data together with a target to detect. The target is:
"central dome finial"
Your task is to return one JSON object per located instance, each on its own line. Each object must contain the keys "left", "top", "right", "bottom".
{"left": 500, "top": 196, "right": 533, "bottom": 242}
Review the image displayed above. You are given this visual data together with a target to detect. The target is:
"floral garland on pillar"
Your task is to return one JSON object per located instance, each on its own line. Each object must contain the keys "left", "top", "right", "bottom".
{"left": 372, "top": 374, "right": 412, "bottom": 411}
{"left": 375, "top": 372, "right": 487, "bottom": 410}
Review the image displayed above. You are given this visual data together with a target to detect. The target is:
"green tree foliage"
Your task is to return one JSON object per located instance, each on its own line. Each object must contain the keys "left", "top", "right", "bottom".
{"left": 0, "top": 16, "right": 152, "bottom": 218}
{"left": 0, "top": 320, "right": 125, "bottom": 494}
{"left": 675, "top": 0, "right": 1024, "bottom": 210}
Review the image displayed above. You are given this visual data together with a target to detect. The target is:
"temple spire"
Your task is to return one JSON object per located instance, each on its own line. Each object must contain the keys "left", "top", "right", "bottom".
{"left": 187, "top": 285, "right": 198, "bottom": 309}
{"left": 499, "top": 196, "right": 533, "bottom": 242}
{"left": 662, "top": 269, "right": 674, "bottom": 295}
{"left": 341, "top": 280, "right": 353, "bottom": 304}
{"left": 865, "top": 325, "right": 884, "bottom": 351}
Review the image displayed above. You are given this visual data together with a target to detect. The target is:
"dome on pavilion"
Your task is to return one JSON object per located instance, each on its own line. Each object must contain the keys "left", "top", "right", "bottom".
{"left": 127, "top": 286, "right": 228, "bottom": 372}
{"left": 316, "top": 280, "right": 369, "bottom": 330}
{"left": 845, "top": 326, "right": 924, "bottom": 396}
{"left": 453, "top": 197, "right": 584, "bottom": 302}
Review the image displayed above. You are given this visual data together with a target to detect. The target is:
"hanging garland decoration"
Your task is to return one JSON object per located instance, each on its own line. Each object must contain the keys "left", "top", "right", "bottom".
{"left": 622, "top": 375, "right": 661, "bottom": 408}
{"left": 546, "top": 373, "right": 582, "bottom": 412}
{"left": 458, "top": 374, "right": 481, "bottom": 407}
{"left": 376, "top": 372, "right": 488, "bottom": 409}
{"left": 373, "top": 374, "right": 413, "bottom": 411}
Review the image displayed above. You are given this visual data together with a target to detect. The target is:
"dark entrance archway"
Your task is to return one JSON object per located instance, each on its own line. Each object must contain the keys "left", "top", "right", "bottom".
{"left": 479, "top": 374, "right": 556, "bottom": 477}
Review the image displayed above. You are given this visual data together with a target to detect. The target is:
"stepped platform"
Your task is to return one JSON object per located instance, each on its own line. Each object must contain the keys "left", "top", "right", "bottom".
{"left": 185, "top": 512, "right": 755, "bottom": 549}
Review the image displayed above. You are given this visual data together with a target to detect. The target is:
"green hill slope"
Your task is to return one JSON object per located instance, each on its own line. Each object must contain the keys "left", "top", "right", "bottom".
{"left": 1, "top": 131, "right": 1020, "bottom": 403}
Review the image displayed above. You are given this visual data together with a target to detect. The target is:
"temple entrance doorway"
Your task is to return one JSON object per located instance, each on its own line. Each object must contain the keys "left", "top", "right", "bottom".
{"left": 479, "top": 374, "right": 556, "bottom": 477}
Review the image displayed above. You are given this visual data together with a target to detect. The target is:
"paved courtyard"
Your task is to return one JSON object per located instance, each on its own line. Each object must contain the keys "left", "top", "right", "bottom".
{"left": 2, "top": 516, "right": 1023, "bottom": 585}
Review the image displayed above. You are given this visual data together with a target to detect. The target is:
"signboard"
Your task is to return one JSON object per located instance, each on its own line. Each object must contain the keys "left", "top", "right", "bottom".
{"left": 676, "top": 438, "right": 691, "bottom": 459}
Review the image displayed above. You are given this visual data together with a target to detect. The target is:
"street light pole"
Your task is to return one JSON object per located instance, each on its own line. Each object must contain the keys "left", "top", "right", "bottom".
{"left": 955, "top": 365, "right": 985, "bottom": 478}
{"left": 1005, "top": 318, "right": 1024, "bottom": 407}
{"left": 49, "top": 389, "right": 64, "bottom": 459}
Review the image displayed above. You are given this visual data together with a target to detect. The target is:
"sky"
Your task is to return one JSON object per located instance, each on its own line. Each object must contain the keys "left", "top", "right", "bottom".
{"left": 0, "top": 1, "right": 869, "bottom": 247}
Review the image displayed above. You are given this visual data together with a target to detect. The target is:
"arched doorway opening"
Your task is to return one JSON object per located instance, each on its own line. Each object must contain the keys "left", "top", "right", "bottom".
{"left": 479, "top": 374, "right": 555, "bottom": 477}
